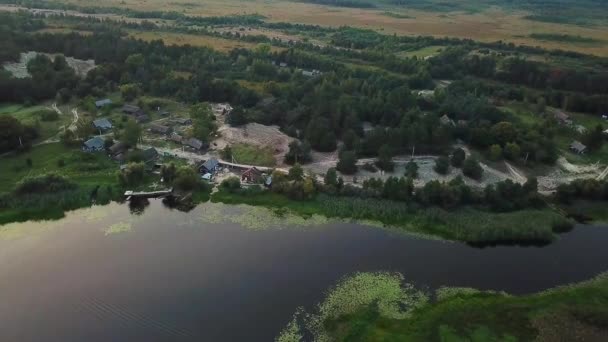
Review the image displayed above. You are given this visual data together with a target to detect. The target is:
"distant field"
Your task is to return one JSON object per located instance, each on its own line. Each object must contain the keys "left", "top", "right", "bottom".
{"left": 128, "top": 30, "right": 284, "bottom": 52}
{"left": 398, "top": 45, "right": 443, "bottom": 58}
{"left": 51, "top": 0, "right": 608, "bottom": 56}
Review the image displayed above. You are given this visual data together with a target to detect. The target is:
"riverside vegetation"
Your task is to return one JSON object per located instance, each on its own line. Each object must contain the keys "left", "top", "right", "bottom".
{"left": 277, "top": 271, "right": 608, "bottom": 341}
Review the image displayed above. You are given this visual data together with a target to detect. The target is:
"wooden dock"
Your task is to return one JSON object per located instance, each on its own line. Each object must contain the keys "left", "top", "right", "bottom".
{"left": 124, "top": 188, "right": 173, "bottom": 200}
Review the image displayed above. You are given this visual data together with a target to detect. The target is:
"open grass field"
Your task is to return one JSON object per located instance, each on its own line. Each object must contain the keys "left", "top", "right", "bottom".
{"left": 230, "top": 143, "right": 277, "bottom": 167}
{"left": 51, "top": 0, "right": 608, "bottom": 56}
{"left": 128, "top": 30, "right": 284, "bottom": 52}
{"left": 0, "top": 143, "right": 117, "bottom": 194}
{"left": 0, "top": 103, "right": 71, "bottom": 142}
{"left": 398, "top": 45, "right": 444, "bottom": 59}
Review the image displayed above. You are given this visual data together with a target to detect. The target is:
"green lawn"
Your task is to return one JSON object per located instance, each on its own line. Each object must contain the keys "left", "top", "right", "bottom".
{"left": 0, "top": 103, "right": 71, "bottom": 142}
{"left": 0, "top": 143, "right": 117, "bottom": 194}
{"left": 230, "top": 143, "right": 276, "bottom": 167}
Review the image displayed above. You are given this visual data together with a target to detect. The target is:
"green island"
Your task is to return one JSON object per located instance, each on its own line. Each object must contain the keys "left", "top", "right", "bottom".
{"left": 0, "top": 0, "right": 607, "bottom": 339}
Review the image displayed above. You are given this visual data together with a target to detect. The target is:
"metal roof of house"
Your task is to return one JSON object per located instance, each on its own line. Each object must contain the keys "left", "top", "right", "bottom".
{"left": 570, "top": 140, "right": 587, "bottom": 152}
{"left": 142, "top": 147, "right": 158, "bottom": 161}
{"left": 201, "top": 158, "right": 219, "bottom": 171}
{"left": 122, "top": 104, "right": 141, "bottom": 113}
{"left": 84, "top": 136, "right": 105, "bottom": 149}
{"left": 93, "top": 118, "right": 113, "bottom": 129}
{"left": 95, "top": 99, "right": 112, "bottom": 107}
{"left": 185, "top": 138, "right": 204, "bottom": 150}
{"left": 109, "top": 142, "right": 127, "bottom": 154}
{"left": 150, "top": 124, "right": 171, "bottom": 134}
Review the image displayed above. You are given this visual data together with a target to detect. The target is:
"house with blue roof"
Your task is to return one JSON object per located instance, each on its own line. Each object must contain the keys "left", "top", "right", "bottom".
{"left": 93, "top": 118, "right": 113, "bottom": 132}
{"left": 82, "top": 136, "right": 105, "bottom": 152}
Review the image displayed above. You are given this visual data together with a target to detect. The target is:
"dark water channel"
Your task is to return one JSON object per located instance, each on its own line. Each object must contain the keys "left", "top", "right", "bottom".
{"left": 0, "top": 200, "right": 607, "bottom": 341}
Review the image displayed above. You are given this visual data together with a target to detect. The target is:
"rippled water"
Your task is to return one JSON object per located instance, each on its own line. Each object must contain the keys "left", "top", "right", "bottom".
{"left": 1, "top": 200, "right": 607, "bottom": 341}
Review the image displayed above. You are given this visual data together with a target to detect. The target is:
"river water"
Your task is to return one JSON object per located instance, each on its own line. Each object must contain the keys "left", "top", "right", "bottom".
{"left": 0, "top": 200, "right": 607, "bottom": 341}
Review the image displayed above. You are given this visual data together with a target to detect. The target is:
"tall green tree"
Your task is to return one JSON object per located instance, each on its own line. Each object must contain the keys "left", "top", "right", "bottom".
{"left": 123, "top": 120, "right": 142, "bottom": 147}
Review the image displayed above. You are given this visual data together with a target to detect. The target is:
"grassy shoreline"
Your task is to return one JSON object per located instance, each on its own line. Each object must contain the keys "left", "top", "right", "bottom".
{"left": 211, "top": 190, "right": 572, "bottom": 245}
{"left": 283, "top": 272, "right": 608, "bottom": 341}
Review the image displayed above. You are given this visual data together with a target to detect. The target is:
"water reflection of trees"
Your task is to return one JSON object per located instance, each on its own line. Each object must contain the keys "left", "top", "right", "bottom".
{"left": 128, "top": 198, "right": 150, "bottom": 215}
{"left": 162, "top": 196, "right": 196, "bottom": 213}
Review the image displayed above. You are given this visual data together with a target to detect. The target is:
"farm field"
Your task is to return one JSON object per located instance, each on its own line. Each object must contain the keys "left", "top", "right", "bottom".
{"left": 48, "top": 0, "right": 608, "bottom": 56}
{"left": 128, "top": 30, "right": 284, "bottom": 52}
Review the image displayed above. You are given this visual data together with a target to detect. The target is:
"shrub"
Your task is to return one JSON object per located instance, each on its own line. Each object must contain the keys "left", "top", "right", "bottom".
{"left": 450, "top": 148, "right": 466, "bottom": 167}
{"left": 174, "top": 166, "right": 199, "bottom": 191}
{"left": 463, "top": 158, "right": 484, "bottom": 180}
{"left": 434, "top": 156, "right": 450, "bottom": 175}
{"left": 37, "top": 110, "right": 59, "bottom": 122}
{"left": 220, "top": 177, "right": 242, "bottom": 192}
{"left": 14, "top": 173, "right": 77, "bottom": 195}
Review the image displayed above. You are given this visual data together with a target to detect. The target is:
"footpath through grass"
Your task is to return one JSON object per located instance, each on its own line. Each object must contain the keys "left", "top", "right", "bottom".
{"left": 211, "top": 189, "right": 569, "bottom": 244}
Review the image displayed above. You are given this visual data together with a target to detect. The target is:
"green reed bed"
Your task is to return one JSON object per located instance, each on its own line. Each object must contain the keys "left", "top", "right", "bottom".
{"left": 211, "top": 190, "right": 571, "bottom": 244}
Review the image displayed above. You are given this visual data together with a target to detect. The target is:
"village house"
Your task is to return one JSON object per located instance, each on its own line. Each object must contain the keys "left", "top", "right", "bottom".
{"left": 241, "top": 167, "right": 263, "bottom": 183}
{"left": 440, "top": 114, "right": 455, "bottom": 126}
{"left": 570, "top": 140, "right": 587, "bottom": 154}
{"left": 109, "top": 142, "right": 128, "bottom": 162}
{"left": 554, "top": 110, "right": 572, "bottom": 125}
{"left": 95, "top": 98, "right": 112, "bottom": 108}
{"left": 170, "top": 133, "right": 183, "bottom": 144}
{"left": 134, "top": 114, "right": 149, "bottom": 123}
{"left": 82, "top": 136, "right": 105, "bottom": 152}
{"left": 302, "top": 69, "right": 321, "bottom": 77}
{"left": 92, "top": 118, "right": 113, "bottom": 132}
{"left": 199, "top": 158, "right": 219, "bottom": 175}
{"left": 122, "top": 104, "right": 142, "bottom": 115}
{"left": 150, "top": 123, "right": 172, "bottom": 135}
{"left": 185, "top": 137, "right": 205, "bottom": 151}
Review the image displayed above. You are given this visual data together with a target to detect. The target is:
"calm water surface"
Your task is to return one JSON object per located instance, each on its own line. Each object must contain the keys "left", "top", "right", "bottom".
{"left": 1, "top": 200, "right": 607, "bottom": 341}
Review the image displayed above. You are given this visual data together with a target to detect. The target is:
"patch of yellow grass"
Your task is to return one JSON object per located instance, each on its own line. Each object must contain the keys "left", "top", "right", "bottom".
{"left": 129, "top": 30, "right": 284, "bottom": 53}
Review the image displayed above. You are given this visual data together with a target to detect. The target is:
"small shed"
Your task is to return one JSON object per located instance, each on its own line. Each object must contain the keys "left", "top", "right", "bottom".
{"left": 93, "top": 118, "right": 113, "bottom": 131}
{"left": 440, "top": 114, "right": 455, "bottom": 126}
{"left": 570, "top": 141, "right": 587, "bottom": 154}
{"left": 150, "top": 124, "right": 172, "bottom": 135}
{"left": 122, "top": 104, "right": 142, "bottom": 115}
{"left": 83, "top": 136, "right": 105, "bottom": 152}
{"left": 109, "top": 142, "right": 127, "bottom": 155}
{"left": 554, "top": 110, "right": 572, "bottom": 125}
{"left": 95, "top": 99, "right": 112, "bottom": 108}
{"left": 241, "top": 167, "right": 263, "bottom": 183}
{"left": 185, "top": 138, "right": 204, "bottom": 151}
{"left": 199, "top": 158, "right": 219, "bottom": 174}
{"left": 134, "top": 114, "right": 149, "bottom": 123}
{"left": 170, "top": 133, "right": 183, "bottom": 143}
